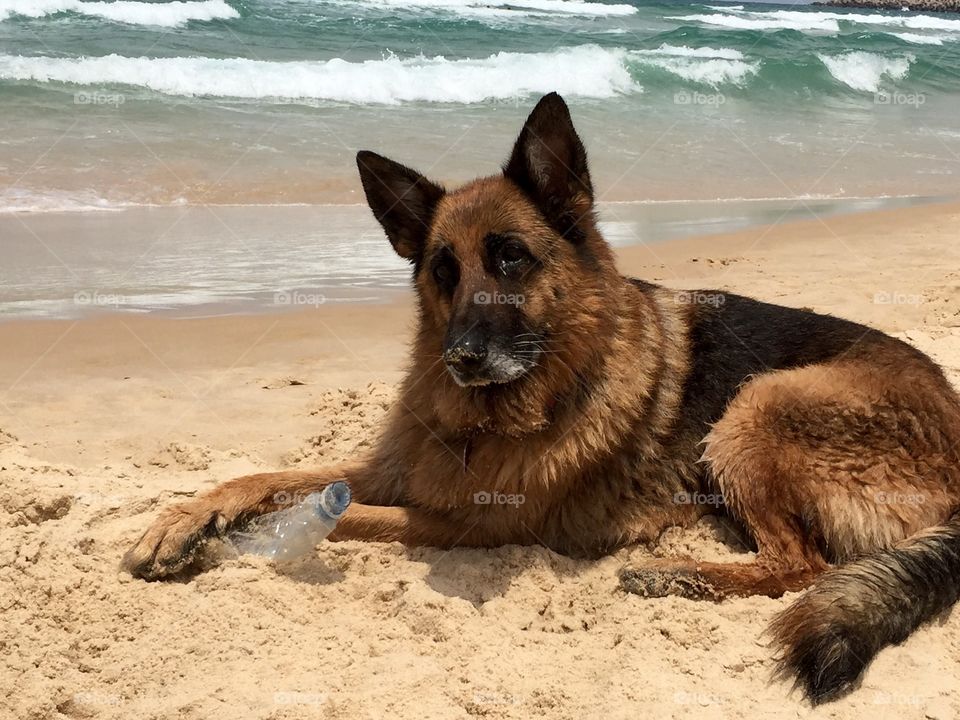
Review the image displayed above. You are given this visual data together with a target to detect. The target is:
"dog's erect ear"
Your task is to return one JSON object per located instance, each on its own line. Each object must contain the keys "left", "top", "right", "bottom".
{"left": 356, "top": 150, "right": 445, "bottom": 261}
{"left": 503, "top": 92, "right": 594, "bottom": 242}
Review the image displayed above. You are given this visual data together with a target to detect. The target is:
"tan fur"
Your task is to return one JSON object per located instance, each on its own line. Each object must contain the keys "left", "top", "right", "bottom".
{"left": 704, "top": 356, "right": 960, "bottom": 576}
{"left": 121, "top": 172, "right": 960, "bottom": 589}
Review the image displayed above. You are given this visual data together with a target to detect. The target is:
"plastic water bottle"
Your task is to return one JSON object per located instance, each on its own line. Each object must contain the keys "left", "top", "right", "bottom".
{"left": 226, "top": 481, "right": 351, "bottom": 561}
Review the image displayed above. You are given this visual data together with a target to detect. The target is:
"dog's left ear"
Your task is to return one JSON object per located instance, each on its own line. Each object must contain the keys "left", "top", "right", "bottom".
{"left": 356, "top": 150, "right": 445, "bottom": 262}
{"left": 503, "top": 92, "right": 594, "bottom": 242}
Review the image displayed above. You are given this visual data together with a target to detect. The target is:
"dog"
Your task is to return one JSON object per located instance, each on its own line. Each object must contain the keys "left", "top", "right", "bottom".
{"left": 123, "top": 92, "right": 960, "bottom": 704}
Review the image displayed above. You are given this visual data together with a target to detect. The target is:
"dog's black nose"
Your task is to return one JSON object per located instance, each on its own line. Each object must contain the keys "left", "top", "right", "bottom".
{"left": 444, "top": 336, "right": 488, "bottom": 373}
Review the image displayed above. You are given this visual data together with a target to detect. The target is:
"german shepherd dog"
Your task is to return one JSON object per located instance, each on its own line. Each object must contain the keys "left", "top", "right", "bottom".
{"left": 123, "top": 93, "right": 960, "bottom": 704}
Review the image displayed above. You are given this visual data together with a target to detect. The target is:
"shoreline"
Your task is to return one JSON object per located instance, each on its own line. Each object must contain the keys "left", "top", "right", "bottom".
{"left": 1, "top": 197, "right": 957, "bottom": 387}
{"left": 0, "top": 193, "right": 948, "bottom": 322}
{"left": 0, "top": 192, "right": 947, "bottom": 216}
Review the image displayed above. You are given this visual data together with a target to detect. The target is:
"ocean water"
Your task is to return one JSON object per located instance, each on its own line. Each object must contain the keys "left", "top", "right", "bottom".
{"left": 2, "top": 0, "right": 960, "bottom": 210}
{"left": 1, "top": 0, "right": 958, "bottom": 317}
{"left": 0, "top": 196, "right": 937, "bottom": 318}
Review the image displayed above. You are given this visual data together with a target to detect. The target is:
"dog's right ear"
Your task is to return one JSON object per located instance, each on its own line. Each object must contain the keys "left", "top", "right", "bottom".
{"left": 356, "top": 150, "right": 445, "bottom": 262}
{"left": 503, "top": 92, "right": 593, "bottom": 243}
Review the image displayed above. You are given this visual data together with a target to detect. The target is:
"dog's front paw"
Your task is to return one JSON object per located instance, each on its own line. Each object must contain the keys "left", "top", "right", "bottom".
{"left": 122, "top": 503, "right": 228, "bottom": 580}
{"left": 618, "top": 561, "right": 720, "bottom": 600}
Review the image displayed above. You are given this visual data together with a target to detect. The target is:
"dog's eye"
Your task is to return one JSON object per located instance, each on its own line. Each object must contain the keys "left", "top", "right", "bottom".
{"left": 432, "top": 258, "right": 458, "bottom": 291}
{"left": 497, "top": 243, "right": 529, "bottom": 273}
{"left": 501, "top": 245, "right": 525, "bottom": 264}
{"left": 433, "top": 264, "right": 450, "bottom": 284}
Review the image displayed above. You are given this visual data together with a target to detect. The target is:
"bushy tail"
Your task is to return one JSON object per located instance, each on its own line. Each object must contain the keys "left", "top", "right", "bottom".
{"left": 770, "top": 511, "right": 960, "bottom": 704}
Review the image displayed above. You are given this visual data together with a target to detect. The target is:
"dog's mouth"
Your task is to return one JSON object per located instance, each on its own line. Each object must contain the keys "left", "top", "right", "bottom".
{"left": 443, "top": 343, "right": 542, "bottom": 388}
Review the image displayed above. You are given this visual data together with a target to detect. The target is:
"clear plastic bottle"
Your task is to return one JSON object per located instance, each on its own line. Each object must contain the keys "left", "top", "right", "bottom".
{"left": 226, "top": 481, "right": 351, "bottom": 561}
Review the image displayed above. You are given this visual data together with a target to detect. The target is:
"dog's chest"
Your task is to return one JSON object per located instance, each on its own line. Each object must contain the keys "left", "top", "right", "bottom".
{"left": 404, "top": 430, "right": 571, "bottom": 515}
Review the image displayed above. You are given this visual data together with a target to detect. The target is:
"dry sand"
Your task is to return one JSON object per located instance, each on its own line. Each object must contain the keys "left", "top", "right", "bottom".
{"left": 2, "top": 201, "right": 960, "bottom": 720}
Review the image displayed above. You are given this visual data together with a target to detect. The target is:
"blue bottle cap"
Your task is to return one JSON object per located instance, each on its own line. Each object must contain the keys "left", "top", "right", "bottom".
{"left": 318, "top": 481, "right": 351, "bottom": 519}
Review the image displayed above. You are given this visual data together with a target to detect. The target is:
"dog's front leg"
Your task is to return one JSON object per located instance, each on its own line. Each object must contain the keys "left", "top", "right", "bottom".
{"left": 122, "top": 461, "right": 396, "bottom": 580}
{"left": 328, "top": 503, "right": 506, "bottom": 548}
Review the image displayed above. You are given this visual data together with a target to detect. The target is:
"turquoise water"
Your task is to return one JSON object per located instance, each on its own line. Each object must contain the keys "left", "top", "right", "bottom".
{"left": 1, "top": 0, "right": 959, "bottom": 207}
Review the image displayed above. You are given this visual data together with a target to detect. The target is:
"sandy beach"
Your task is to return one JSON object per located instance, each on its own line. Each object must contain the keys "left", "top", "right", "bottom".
{"left": 1, "top": 199, "right": 959, "bottom": 719}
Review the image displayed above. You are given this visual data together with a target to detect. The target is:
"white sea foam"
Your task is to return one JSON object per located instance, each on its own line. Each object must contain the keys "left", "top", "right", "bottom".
{"left": 749, "top": 10, "right": 894, "bottom": 27}
{"left": 679, "top": 8, "right": 960, "bottom": 35}
{"left": 762, "top": 10, "right": 960, "bottom": 31}
{"left": 335, "top": 0, "right": 636, "bottom": 19}
{"left": 889, "top": 31, "right": 944, "bottom": 45}
{"left": 637, "top": 44, "right": 745, "bottom": 61}
{"left": 0, "top": 188, "right": 129, "bottom": 213}
{"left": 668, "top": 12, "right": 841, "bottom": 33}
{"left": 817, "top": 51, "right": 914, "bottom": 93}
{"left": 635, "top": 55, "right": 758, "bottom": 87}
{"left": 0, "top": 46, "right": 641, "bottom": 104}
{"left": 0, "top": 0, "right": 238, "bottom": 26}
{"left": 409, "top": 0, "right": 636, "bottom": 15}
{"left": 630, "top": 45, "right": 757, "bottom": 87}
{"left": 0, "top": 44, "right": 769, "bottom": 102}
{"left": 900, "top": 15, "right": 960, "bottom": 31}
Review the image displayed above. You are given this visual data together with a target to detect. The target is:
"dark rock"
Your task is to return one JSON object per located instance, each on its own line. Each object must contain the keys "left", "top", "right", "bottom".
{"left": 815, "top": 0, "right": 960, "bottom": 12}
